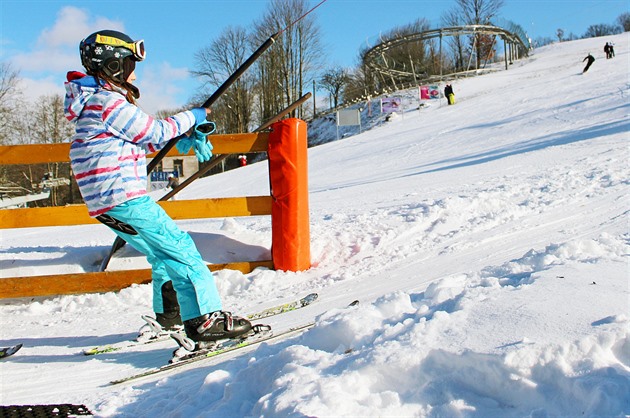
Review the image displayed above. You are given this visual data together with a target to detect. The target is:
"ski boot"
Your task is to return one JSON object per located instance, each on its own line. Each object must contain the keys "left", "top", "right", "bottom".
{"left": 157, "top": 281, "right": 182, "bottom": 330}
{"left": 155, "top": 310, "right": 183, "bottom": 331}
{"left": 185, "top": 311, "right": 253, "bottom": 343}
{"left": 170, "top": 311, "right": 252, "bottom": 352}
{"left": 170, "top": 312, "right": 272, "bottom": 362}
{"left": 138, "top": 281, "right": 182, "bottom": 340}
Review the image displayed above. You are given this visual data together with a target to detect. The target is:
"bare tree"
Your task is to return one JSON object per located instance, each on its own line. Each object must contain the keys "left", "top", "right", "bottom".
{"left": 319, "top": 66, "right": 351, "bottom": 109}
{"left": 26, "top": 94, "right": 74, "bottom": 205}
{"left": 584, "top": 24, "right": 621, "bottom": 38}
{"left": 0, "top": 62, "right": 28, "bottom": 198}
{"left": 252, "top": 0, "right": 324, "bottom": 121}
{"left": 192, "top": 26, "right": 256, "bottom": 133}
{"left": 382, "top": 19, "right": 432, "bottom": 83}
{"left": 557, "top": 29, "right": 564, "bottom": 42}
{"left": 454, "top": 0, "right": 505, "bottom": 68}
{"left": 617, "top": 12, "right": 630, "bottom": 31}
{"left": 442, "top": 9, "right": 468, "bottom": 73}
{"left": 30, "top": 94, "right": 74, "bottom": 144}
{"left": 0, "top": 62, "right": 27, "bottom": 145}
{"left": 358, "top": 18, "right": 434, "bottom": 94}
{"left": 342, "top": 60, "right": 377, "bottom": 104}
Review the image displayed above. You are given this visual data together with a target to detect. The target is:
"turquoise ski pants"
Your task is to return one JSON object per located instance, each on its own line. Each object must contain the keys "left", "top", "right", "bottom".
{"left": 103, "top": 195, "right": 222, "bottom": 321}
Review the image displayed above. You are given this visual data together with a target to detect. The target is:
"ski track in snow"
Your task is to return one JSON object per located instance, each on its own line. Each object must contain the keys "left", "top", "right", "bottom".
{"left": 1, "top": 33, "right": 629, "bottom": 417}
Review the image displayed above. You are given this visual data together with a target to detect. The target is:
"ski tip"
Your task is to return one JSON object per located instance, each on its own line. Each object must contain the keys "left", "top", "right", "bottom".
{"left": 349, "top": 300, "right": 360, "bottom": 307}
{"left": 0, "top": 343, "right": 23, "bottom": 359}
{"left": 83, "top": 345, "right": 118, "bottom": 356}
{"left": 301, "top": 293, "right": 319, "bottom": 305}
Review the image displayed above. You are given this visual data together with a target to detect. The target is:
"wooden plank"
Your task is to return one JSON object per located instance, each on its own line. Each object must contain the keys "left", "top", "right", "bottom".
{"left": 0, "top": 143, "right": 71, "bottom": 165}
{"left": 0, "top": 196, "right": 272, "bottom": 229}
{"left": 159, "top": 196, "right": 272, "bottom": 220}
{"left": 0, "top": 260, "right": 274, "bottom": 299}
{"left": 0, "top": 132, "right": 269, "bottom": 165}
{"left": 0, "top": 204, "right": 100, "bottom": 228}
{"left": 210, "top": 132, "right": 270, "bottom": 154}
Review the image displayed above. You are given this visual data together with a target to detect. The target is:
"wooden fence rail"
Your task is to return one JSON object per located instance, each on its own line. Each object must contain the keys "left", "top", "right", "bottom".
{"left": 0, "top": 132, "right": 275, "bottom": 299}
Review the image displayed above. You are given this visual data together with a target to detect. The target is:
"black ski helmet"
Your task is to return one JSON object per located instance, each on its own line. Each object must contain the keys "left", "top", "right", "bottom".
{"left": 79, "top": 30, "right": 145, "bottom": 82}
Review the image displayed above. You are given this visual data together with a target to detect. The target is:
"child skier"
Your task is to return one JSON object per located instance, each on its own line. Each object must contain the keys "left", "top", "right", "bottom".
{"left": 64, "top": 30, "right": 252, "bottom": 345}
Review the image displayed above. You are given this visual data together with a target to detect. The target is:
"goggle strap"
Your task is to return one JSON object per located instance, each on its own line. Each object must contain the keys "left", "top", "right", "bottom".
{"left": 94, "top": 34, "right": 145, "bottom": 61}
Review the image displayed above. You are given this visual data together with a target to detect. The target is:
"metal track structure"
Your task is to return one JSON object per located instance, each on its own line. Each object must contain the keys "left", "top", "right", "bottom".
{"left": 361, "top": 23, "right": 530, "bottom": 94}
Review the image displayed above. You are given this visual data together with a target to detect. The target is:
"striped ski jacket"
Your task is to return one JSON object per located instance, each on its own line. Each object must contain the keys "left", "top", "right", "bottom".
{"left": 64, "top": 72, "right": 196, "bottom": 216}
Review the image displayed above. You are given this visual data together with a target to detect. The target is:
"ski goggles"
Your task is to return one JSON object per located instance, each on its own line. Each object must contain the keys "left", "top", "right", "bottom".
{"left": 95, "top": 34, "right": 146, "bottom": 61}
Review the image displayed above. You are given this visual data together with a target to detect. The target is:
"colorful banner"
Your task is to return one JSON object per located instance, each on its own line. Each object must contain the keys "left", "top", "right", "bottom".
{"left": 381, "top": 97, "right": 402, "bottom": 113}
{"left": 420, "top": 86, "right": 441, "bottom": 100}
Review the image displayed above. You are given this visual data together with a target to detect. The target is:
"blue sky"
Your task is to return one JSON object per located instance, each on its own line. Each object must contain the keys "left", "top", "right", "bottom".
{"left": 1, "top": 0, "right": 627, "bottom": 113}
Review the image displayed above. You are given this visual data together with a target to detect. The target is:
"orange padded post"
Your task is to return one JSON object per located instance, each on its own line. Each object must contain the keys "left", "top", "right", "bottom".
{"left": 268, "top": 118, "right": 311, "bottom": 271}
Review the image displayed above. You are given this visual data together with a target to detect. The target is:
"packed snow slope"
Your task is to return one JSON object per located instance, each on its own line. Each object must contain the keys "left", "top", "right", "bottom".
{"left": 1, "top": 34, "right": 629, "bottom": 417}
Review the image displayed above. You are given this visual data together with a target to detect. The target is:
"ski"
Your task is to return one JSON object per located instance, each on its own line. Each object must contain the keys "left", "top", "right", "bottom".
{"left": 0, "top": 343, "right": 22, "bottom": 359}
{"left": 83, "top": 293, "right": 318, "bottom": 355}
{"left": 170, "top": 323, "right": 273, "bottom": 360}
{"left": 110, "top": 323, "right": 313, "bottom": 385}
{"left": 83, "top": 313, "right": 184, "bottom": 355}
{"left": 248, "top": 292, "right": 318, "bottom": 320}
{"left": 111, "top": 298, "right": 358, "bottom": 385}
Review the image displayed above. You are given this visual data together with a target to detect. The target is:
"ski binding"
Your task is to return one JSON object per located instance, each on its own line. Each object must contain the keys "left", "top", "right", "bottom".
{"left": 170, "top": 324, "right": 273, "bottom": 363}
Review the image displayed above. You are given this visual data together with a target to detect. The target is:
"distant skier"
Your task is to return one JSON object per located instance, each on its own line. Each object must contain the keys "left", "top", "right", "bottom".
{"left": 604, "top": 43, "right": 611, "bottom": 59}
{"left": 64, "top": 29, "right": 253, "bottom": 346}
{"left": 167, "top": 173, "right": 179, "bottom": 191}
{"left": 582, "top": 53, "right": 595, "bottom": 73}
{"left": 444, "top": 84, "right": 455, "bottom": 105}
{"left": 167, "top": 174, "right": 179, "bottom": 200}
{"left": 238, "top": 155, "right": 247, "bottom": 167}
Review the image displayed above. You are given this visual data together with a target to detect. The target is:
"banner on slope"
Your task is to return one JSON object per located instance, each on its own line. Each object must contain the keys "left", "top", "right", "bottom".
{"left": 381, "top": 97, "right": 402, "bottom": 113}
{"left": 419, "top": 85, "right": 441, "bottom": 100}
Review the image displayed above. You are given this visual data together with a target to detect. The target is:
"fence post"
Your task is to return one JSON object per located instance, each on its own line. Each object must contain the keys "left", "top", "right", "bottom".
{"left": 268, "top": 118, "right": 311, "bottom": 271}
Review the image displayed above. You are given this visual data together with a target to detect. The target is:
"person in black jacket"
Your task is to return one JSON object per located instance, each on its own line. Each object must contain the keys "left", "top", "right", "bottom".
{"left": 582, "top": 53, "right": 595, "bottom": 73}
{"left": 444, "top": 84, "right": 455, "bottom": 105}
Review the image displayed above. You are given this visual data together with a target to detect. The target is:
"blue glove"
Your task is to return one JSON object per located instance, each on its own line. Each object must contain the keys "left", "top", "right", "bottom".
{"left": 176, "top": 137, "right": 193, "bottom": 154}
{"left": 176, "top": 120, "right": 215, "bottom": 158}
{"left": 190, "top": 107, "right": 208, "bottom": 125}
{"left": 189, "top": 121, "right": 214, "bottom": 163}
{"left": 193, "top": 133, "right": 213, "bottom": 163}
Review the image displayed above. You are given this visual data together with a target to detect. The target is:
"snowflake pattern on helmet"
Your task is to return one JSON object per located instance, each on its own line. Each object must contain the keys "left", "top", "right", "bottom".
{"left": 79, "top": 30, "right": 139, "bottom": 82}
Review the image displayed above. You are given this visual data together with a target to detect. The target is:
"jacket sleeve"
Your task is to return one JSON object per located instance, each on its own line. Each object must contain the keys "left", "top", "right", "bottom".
{"left": 101, "top": 93, "right": 196, "bottom": 153}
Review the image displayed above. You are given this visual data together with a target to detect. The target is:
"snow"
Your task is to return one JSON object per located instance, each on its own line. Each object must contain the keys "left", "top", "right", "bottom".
{"left": 1, "top": 33, "right": 629, "bottom": 417}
